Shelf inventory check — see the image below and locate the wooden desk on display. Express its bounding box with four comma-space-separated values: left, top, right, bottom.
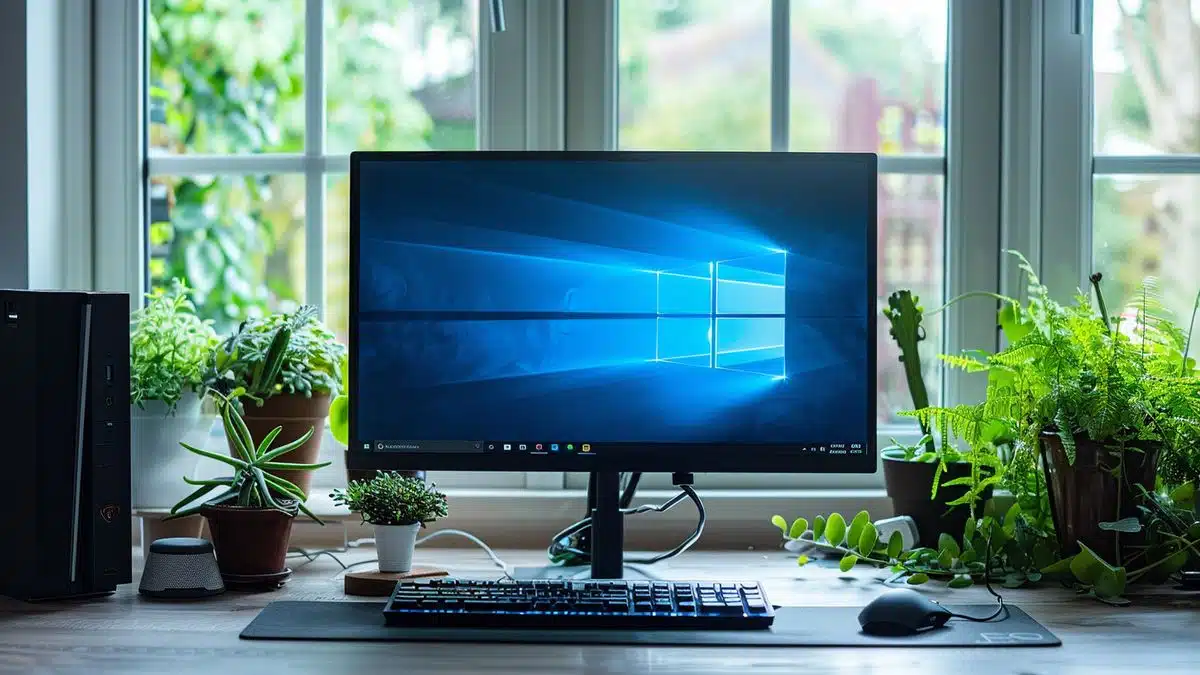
2, 548, 1198, 674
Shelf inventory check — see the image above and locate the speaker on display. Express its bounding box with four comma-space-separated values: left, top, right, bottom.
0, 290, 132, 600
139, 538, 224, 598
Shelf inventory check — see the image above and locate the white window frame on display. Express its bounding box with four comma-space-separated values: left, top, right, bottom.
562, 0, 1002, 490
87, 0, 1007, 499
1037, 0, 1200, 299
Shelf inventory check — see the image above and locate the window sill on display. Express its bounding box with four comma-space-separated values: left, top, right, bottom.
284, 487, 894, 550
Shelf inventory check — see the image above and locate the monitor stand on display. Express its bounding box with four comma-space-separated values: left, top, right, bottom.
511, 471, 657, 580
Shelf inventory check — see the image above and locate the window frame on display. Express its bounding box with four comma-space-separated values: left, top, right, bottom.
90, 0, 1006, 495
563, 0, 1002, 490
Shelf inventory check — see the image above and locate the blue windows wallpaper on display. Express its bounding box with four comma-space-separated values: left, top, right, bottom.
355, 155, 872, 447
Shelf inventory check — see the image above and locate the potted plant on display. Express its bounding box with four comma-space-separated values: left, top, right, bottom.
949, 257, 1200, 565
166, 388, 330, 581
881, 290, 1001, 546
129, 280, 217, 522
331, 471, 448, 573
207, 305, 345, 495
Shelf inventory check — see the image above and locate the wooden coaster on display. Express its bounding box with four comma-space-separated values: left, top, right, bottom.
344, 567, 449, 596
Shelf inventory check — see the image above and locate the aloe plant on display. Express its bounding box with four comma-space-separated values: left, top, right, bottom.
166, 387, 331, 523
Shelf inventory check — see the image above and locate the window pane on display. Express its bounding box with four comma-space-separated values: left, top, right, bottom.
326, 0, 479, 153
148, 174, 306, 334
618, 0, 771, 150
1093, 1, 1200, 154
877, 174, 943, 423
327, 174, 352, 344
148, 0, 305, 155
789, 0, 946, 154
1094, 175, 1200, 325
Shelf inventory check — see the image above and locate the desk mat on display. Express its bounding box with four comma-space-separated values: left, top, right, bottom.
240, 601, 1061, 647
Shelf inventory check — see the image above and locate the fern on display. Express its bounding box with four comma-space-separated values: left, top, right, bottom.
939, 353, 989, 373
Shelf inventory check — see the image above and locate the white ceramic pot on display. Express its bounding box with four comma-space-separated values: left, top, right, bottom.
130, 392, 206, 510
375, 523, 421, 573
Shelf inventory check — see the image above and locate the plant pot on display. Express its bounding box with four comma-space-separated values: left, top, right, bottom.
233, 392, 330, 497
131, 393, 207, 509
882, 452, 993, 547
375, 522, 421, 573
201, 504, 295, 577
1040, 431, 1160, 562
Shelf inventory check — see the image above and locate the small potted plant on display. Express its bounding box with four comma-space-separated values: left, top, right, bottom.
130, 280, 217, 515
207, 306, 345, 495
331, 471, 448, 573
166, 388, 330, 582
881, 290, 1000, 546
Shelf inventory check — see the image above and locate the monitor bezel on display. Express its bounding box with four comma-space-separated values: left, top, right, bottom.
348, 151, 878, 474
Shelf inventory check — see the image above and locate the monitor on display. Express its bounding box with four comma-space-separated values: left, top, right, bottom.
348, 151, 877, 475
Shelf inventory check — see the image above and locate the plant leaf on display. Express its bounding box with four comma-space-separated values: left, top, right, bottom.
180, 442, 250, 470
789, 517, 809, 539
254, 426, 284, 460
261, 460, 333, 471
825, 513, 847, 546
1041, 556, 1075, 577
885, 530, 904, 559
948, 574, 973, 589
796, 554, 810, 567
906, 573, 930, 585
1169, 482, 1195, 507
257, 426, 316, 463
168, 482, 219, 514
812, 515, 826, 540
1093, 566, 1127, 599
848, 511, 870, 551
858, 522, 879, 557
770, 514, 788, 536
839, 554, 859, 572
938, 533, 961, 558
938, 548, 954, 569
1098, 517, 1142, 533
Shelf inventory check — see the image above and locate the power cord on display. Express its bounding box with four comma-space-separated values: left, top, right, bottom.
286, 527, 509, 573
945, 536, 1008, 624
548, 473, 705, 566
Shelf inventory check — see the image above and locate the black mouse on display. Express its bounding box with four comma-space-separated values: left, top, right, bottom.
858, 588, 953, 636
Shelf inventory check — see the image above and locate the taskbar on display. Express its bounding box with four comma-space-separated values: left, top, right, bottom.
360, 440, 865, 456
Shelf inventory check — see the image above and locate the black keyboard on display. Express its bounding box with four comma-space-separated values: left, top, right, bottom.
383, 578, 775, 630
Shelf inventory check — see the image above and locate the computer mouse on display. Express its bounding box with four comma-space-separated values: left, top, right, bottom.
858, 588, 953, 636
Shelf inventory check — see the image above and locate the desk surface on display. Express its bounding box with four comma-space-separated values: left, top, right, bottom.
2, 547, 1198, 674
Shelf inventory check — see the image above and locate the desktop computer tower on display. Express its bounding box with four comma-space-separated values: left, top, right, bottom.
0, 290, 132, 600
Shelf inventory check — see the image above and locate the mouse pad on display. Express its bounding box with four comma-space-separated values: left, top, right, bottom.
240, 602, 1061, 647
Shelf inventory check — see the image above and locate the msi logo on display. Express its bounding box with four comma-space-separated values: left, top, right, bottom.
99, 505, 120, 523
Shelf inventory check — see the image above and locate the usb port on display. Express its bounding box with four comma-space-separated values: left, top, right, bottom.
104, 364, 113, 383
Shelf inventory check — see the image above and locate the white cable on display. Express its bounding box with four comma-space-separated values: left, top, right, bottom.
346, 528, 509, 571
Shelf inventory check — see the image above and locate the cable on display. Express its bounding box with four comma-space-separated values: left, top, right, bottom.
547, 475, 705, 566
947, 535, 1008, 624
415, 528, 509, 571
619, 472, 641, 509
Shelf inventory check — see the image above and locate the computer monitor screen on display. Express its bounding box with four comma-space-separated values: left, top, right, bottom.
349, 152, 876, 473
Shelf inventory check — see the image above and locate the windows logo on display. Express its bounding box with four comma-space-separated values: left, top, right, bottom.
654, 250, 786, 380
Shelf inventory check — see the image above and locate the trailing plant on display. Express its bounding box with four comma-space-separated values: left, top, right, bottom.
1040, 481, 1200, 603
206, 305, 346, 401
331, 471, 448, 527
130, 279, 217, 410
166, 388, 331, 522
771, 503, 1056, 589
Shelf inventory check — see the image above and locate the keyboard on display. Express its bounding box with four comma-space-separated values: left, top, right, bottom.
382, 578, 775, 630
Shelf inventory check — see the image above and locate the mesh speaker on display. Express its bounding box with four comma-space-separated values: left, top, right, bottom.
139, 537, 225, 598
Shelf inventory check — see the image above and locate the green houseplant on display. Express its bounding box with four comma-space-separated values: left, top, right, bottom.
130, 280, 218, 515
331, 471, 448, 573
168, 388, 330, 580
881, 290, 1002, 546
207, 305, 345, 495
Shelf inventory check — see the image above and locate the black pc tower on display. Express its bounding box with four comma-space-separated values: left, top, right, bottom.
0, 290, 132, 600
347, 151, 877, 579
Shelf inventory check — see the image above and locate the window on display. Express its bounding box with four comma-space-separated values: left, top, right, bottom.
94, 0, 1002, 495
1092, 0, 1200, 322
611, 0, 948, 424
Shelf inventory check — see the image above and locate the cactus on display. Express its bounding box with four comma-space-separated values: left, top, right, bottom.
883, 290, 935, 455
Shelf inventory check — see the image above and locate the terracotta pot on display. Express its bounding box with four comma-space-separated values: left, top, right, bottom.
231, 393, 330, 497
1040, 431, 1160, 562
201, 504, 294, 577
882, 452, 993, 548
